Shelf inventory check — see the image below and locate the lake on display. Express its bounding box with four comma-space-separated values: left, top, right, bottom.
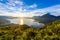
7, 18, 45, 28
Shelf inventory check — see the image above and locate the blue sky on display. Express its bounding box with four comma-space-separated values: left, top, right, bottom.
23, 0, 60, 8
0, 0, 60, 17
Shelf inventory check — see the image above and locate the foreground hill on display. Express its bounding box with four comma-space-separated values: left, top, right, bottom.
0, 20, 60, 40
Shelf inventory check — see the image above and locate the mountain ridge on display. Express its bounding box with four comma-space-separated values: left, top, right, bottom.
33, 13, 60, 24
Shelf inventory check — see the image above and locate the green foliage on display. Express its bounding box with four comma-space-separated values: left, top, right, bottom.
0, 20, 60, 40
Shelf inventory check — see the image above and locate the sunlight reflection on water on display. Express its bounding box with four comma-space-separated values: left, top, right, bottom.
19, 18, 24, 25
7, 18, 44, 28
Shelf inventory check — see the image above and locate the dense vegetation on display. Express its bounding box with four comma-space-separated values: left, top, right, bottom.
0, 19, 60, 40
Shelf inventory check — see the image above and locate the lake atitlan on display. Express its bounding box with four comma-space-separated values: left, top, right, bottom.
7, 18, 44, 28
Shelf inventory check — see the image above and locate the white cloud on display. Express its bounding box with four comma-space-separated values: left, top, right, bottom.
0, 0, 60, 17
29, 4, 37, 8
29, 5, 60, 16
15, 1, 24, 5
7, 0, 24, 6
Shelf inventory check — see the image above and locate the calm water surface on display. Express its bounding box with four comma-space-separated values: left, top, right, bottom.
7, 18, 44, 28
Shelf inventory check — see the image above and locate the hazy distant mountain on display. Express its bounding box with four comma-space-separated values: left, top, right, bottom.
33, 13, 60, 24
0, 16, 14, 19
40, 13, 57, 19
0, 16, 11, 25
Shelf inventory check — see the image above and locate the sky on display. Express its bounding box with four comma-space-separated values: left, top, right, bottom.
0, 0, 60, 17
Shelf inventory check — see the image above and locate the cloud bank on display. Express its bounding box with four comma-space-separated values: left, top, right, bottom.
0, 0, 60, 17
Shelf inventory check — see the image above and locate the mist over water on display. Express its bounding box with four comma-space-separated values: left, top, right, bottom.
7, 18, 44, 28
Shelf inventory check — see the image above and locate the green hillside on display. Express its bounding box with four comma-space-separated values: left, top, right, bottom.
0, 20, 60, 40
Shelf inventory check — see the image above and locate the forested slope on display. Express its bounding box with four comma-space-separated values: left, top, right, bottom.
0, 20, 60, 40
